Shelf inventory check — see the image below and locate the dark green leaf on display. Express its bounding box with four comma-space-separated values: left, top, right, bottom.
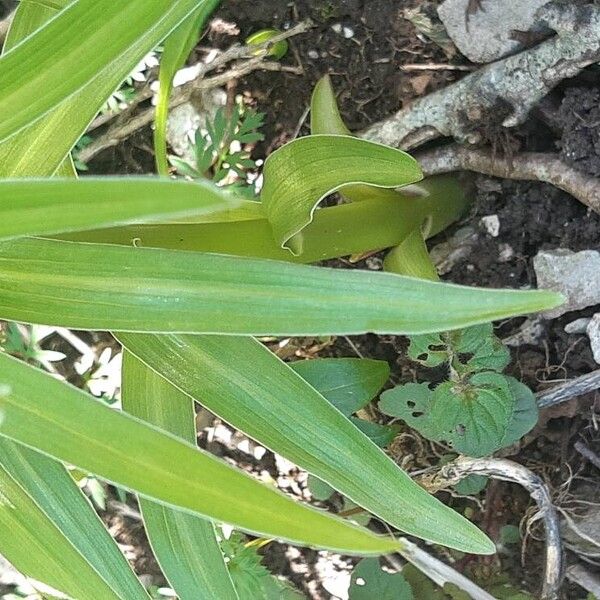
349, 559, 413, 600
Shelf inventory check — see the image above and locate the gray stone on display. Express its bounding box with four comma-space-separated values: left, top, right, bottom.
564, 318, 592, 335
533, 249, 600, 318
587, 314, 600, 365
437, 0, 552, 63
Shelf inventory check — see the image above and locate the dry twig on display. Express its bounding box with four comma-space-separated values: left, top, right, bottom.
79, 20, 312, 164
362, 2, 600, 150
420, 457, 564, 600
536, 369, 600, 409
417, 145, 600, 215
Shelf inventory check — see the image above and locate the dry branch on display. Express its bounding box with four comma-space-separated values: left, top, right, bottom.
362, 2, 600, 150
420, 457, 563, 600
536, 369, 600, 408
417, 145, 600, 215
78, 20, 311, 164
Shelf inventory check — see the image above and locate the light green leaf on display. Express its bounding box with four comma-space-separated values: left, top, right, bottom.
349, 558, 414, 600
290, 358, 389, 416
0, 456, 120, 599
122, 351, 238, 600
384, 227, 439, 281
0, 441, 149, 599
61, 177, 472, 263
407, 333, 449, 368
0, 0, 214, 144
310, 74, 352, 136
0, 0, 219, 176
154, 2, 221, 174
118, 333, 495, 554
0, 351, 400, 555
0, 237, 562, 335
261, 134, 423, 254
0, 177, 237, 240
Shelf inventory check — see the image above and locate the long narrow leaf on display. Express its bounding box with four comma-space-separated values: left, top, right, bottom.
0, 237, 561, 334
118, 333, 493, 554
0, 352, 401, 555
0, 440, 149, 599
0, 452, 120, 599
0, 0, 216, 143
122, 351, 239, 600
0, 0, 218, 176
154, 3, 220, 174
0, 178, 236, 240
63, 177, 470, 262
261, 135, 422, 254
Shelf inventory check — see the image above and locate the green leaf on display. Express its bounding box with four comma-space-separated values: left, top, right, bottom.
349, 559, 414, 600
121, 351, 238, 600
0, 351, 399, 555
61, 177, 473, 264
261, 134, 423, 254
452, 324, 510, 373
407, 333, 449, 368
118, 333, 495, 554
0, 456, 120, 599
307, 475, 335, 501
0, 441, 149, 599
0, 177, 237, 240
290, 358, 390, 416
222, 533, 302, 600
246, 29, 289, 60
154, 3, 221, 174
501, 378, 538, 447
0, 0, 218, 177
0, 0, 214, 143
454, 475, 488, 496
384, 227, 439, 281
0, 237, 562, 335
380, 374, 517, 457
351, 417, 397, 448
310, 75, 352, 136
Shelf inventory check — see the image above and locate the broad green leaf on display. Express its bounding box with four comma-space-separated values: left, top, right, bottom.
454, 475, 488, 496
62, 176, 471, 263
117, 333, 495, 554
290, 358, 389, 416
310, 75, 352, 136
0, 0, 219, 176
380, 373, 517, 457
0, 0, 216, 143
349, 558, 414, 600
0, 237, 562, 334
0, 440, 149, 599
0, 178, 236, 240
501, 378, 538, 447
407, 333, 449, 368
452, 324, 510, 373
261, 135, 423, 254
122, 352, 238, 600
154, 2, 221, 174
384, 227, 439, 281
0, 456, 119, 599
0, 351, 400, 555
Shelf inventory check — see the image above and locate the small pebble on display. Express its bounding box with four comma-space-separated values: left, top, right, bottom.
331, 23, 343, 34
480, 214, 500, 237
307, 49, 319, 59
564, 318, 591, 335
342, 26, 355, 38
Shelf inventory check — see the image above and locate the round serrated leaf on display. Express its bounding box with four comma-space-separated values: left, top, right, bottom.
431, 372, 516, 457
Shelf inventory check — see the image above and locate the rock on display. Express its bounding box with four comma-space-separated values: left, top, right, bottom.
587, 314, 600, 365
430, 226, 478, 275
533, 249, 600, 318
480, 214, 500, 237
503, 317, 545, 347
437, 0, 552, 63
565, 318, 592, 335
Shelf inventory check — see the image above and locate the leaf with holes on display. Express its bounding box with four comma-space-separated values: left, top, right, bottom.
349, 558, 413, 600
407, 333, 449, 368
